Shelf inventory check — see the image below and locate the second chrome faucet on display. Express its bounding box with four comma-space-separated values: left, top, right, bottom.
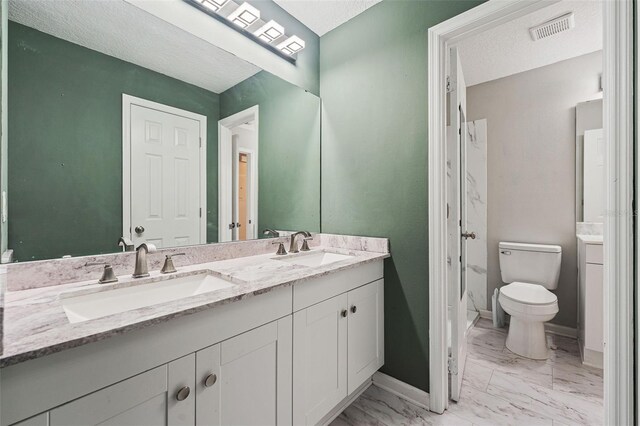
133, 243, 156, 278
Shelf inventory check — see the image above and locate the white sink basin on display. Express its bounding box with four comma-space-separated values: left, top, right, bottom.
62, 272, 235, 323
276, 251, 354, 267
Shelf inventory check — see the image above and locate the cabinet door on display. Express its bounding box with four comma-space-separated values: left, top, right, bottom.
584, 263, 604, 352
347, 280, 384, 394
196, 318, 292, 426
293, 294, 348, 425
48, 357, 196, 426
49, 365, 169, 426
168, 354, 197, 426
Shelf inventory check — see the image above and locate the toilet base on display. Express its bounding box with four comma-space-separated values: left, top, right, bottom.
506, 316, 549, 360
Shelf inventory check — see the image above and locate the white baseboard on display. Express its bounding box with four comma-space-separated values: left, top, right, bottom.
372, 372, 430, 411
478, 310, 577, 339
478, 309, 492, 320
545, 323, 577, 338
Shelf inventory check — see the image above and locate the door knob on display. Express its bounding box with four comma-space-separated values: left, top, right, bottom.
462, 231, 476, 240
341, 309, 348, 318
351, 305, 357, 314
134, 225, 145, 234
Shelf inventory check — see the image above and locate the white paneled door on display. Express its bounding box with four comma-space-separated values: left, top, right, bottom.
447, 47, 468, 402
127, 98, 206, 248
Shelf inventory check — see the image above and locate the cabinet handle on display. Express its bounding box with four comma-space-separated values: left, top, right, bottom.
341, 309, 348, 318
204, 373, 217, 387
351, 305, 357, 314
176, 386, 191, 401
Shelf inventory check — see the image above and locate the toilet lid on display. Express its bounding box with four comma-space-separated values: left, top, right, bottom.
500, 282, 557, 305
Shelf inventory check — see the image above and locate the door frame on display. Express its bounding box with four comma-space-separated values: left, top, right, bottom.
427, 0, 635, 422
218, 105, 259, 242
122, 94, 208, 245
234, 147, 257, 240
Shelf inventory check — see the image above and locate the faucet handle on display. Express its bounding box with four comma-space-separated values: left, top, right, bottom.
85, 262, 118, 284
161, 253, 185, 274
272, 241, 287, 255
301, 237, 313, 252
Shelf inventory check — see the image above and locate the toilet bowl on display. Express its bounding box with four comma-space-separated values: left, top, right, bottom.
497, 242, 562, 360
499, 282, 559, 359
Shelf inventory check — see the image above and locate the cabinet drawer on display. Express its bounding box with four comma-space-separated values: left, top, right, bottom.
293, 261, 383, 311
585, 244, 603, 264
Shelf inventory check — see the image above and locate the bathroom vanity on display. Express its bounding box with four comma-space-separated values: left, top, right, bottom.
0, 235, 388, 426
577, 234, 604, 368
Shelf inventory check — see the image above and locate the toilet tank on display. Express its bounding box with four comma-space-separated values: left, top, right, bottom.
499, 242, 562, 289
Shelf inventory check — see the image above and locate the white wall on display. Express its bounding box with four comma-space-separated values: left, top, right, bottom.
467, 51, 602, 328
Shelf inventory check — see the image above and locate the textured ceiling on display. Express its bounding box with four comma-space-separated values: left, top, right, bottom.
273, 0, 381, 36
457, 0, 602, 87
9, 0, 261, 93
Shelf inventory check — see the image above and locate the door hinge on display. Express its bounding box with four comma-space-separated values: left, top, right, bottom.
199, 207, 202, 218
446, 76, 453, 93
199, 137, 202, 148
448, 357, 458, 375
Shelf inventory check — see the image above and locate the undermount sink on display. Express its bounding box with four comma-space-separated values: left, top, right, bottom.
61, 272, 235, 323
275, 250, 354, 267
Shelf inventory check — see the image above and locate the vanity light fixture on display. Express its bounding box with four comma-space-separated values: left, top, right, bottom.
254, 20, 285, 43
200, 0, 229, 12
183, 0, 304, 63
227, 2, 260, 29
277, 35, 305, 55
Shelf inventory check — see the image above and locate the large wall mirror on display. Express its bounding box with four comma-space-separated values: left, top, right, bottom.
6, 0, 320, 262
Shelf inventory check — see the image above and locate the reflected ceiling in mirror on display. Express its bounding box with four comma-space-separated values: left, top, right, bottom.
7, 0, 320, 262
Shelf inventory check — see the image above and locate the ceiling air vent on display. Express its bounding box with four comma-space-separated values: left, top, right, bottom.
529, 12, 575, 41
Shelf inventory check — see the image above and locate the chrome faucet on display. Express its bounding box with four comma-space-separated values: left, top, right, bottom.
263, 229, 280, 238
289, 231, 312, 254
133, 243, 156, 278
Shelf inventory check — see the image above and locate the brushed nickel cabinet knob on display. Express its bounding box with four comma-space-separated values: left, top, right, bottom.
204, 373, 217, 387
176, 386, 191, 401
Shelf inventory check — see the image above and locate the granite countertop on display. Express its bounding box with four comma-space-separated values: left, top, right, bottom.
577, 234, 604, 244
1, 245, 389, 367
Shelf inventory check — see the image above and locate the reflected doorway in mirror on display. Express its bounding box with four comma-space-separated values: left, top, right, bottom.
122, 94, 208, 249
218, 105, 259, 242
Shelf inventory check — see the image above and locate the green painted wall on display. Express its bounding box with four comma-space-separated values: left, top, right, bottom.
220, 71, 320, 234
8, 22, 220, 261
320, 0, 484, 392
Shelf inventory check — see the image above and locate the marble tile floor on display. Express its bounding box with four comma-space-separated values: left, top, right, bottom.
331, 319, 603, 426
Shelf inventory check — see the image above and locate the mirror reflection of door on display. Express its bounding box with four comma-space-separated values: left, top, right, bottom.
124, 95, 207, 249
219, 106, 259, 242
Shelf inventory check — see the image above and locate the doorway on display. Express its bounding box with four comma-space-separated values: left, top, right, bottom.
218, 105, 259, 242
428, 1, 634, 423
122, 94, 207, 248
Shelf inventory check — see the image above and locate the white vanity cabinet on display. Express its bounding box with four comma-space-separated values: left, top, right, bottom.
577, 236, 604, 368
292, 273, 384, 425
2, 260, 385, 426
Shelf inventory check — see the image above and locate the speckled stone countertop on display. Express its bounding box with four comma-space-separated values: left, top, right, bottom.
1, 240, 389, 367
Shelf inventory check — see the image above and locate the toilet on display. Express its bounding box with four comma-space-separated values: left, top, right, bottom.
498, 241, 562, 360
